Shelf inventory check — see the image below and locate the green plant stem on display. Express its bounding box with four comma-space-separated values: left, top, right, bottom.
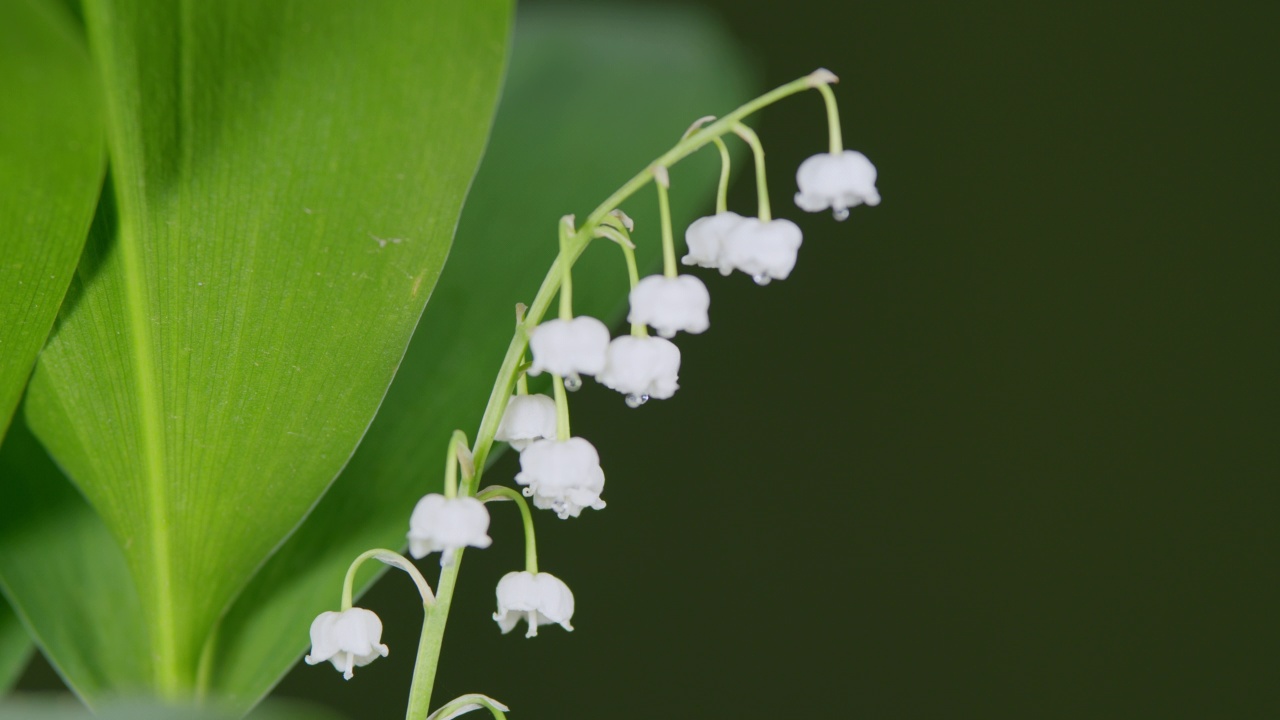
471, 71, 821, 482
405, 554, 460, 720
477, 486, 537, 573
442, 430, 469, 498
816, 82, 844, 155
402, 72, 830, 717
596, 221, 647, 337
341, 549, 434, 610
551, 374, 571, 441
428, 694, 509, 720
655, 169, 678, 278
712, 136, 731, 214
733, 122, 771, 222
557, 216, 574, 321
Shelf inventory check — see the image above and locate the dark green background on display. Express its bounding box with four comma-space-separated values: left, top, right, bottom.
20, 0, 1279, 717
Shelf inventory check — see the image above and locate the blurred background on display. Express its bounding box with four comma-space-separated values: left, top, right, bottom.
18, 0, 1279, 717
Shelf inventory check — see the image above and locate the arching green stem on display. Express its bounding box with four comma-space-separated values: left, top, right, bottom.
551, 374, 571, 440
478, 486, 538, 574
443, 430, 470, 499
557, 215, 574, 321
733, 122, 770, 222
426, 693, 509, 720
389, 70, 841, 720
341, 549, 434, 610
815, 81, 844, 155
596, 220, 647, 337
712, 136, 732, 214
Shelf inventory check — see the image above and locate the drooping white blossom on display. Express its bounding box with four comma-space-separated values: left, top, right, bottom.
721, 217, 804, 285
682, 211, 744, 274
304, 607, 390, 680
514, 437, 606, 519
495, 393, 558, 450
528, 316, 610, 379
794, 150, 880, 220
492, 571, 575, 638
407, 494, 492, 564
597, 335, 681, 405
628, 274, 710, 338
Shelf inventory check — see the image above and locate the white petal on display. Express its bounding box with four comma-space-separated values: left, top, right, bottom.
682, 212, 743, 269
597, 335, 681, 399
721, 218, 803, 282
528, 316, 611, 377
495, 394, 558, 448
794, 150, 880, 215
514, 438, 606, 518
628, 274, 710, 338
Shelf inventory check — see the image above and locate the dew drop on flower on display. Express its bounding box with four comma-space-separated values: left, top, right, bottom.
563, 373, 583, 392
624, 393, 650, 408
833, 207, 850, 221
752, 273, 772, 286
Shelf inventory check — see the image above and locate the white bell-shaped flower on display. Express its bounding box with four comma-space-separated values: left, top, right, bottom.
304, 607, 389, 680
597, 335, 681, 405
794, 150, 880, 220
407, 494, 492, 564
682, 211, 744, 274
627, 274, 710, 338
492, 571, 575, 638
721, 217, 804, 285
494, 393, 557, 450
514, 437, 606, 519
528, 316, 610, 379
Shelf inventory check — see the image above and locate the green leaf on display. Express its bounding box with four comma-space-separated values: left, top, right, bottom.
20, 0, 512, 697
0, 601, 31, 694
0, 416, 151, 700
210, 3, 753, 711
0, 698, 345, 720
0, 0, 103, 440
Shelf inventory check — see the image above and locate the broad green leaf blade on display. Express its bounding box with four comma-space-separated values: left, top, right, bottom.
0, 0, 103, 440
22, 0, 512, 695
0, 417, 151, 701
212, 4, 753, 710
0, 601, 30, 693
0, 698, 345, 720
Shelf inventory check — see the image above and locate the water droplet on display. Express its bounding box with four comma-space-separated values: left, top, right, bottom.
563, 373, 582, 391
752, 273, 772, 286
624, 393, 650, 408
833, 207, 850, 221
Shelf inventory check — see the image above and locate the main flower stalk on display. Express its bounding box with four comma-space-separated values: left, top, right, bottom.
380, 69, 842, 719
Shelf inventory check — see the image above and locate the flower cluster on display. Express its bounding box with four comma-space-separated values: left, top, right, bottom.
305, 68, 877, 720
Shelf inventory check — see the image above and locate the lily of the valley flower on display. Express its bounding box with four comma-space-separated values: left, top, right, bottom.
682, 211, 744, 274
528, 316, 610, 379
794, 149, 880, 220
597, 335, 681, 405
495, 393, 558, 450
493, 570, 575, 638
407, 494, 492, 564
721, 217, 804, 285
628, 274, 711, 338
304, 607, 389, 680
515, 437, 606, 519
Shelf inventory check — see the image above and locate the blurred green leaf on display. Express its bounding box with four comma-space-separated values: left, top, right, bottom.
0, 697, 345, 720
211, 3, 753, 712
0, 416, 150, 700
0, 602, 30, 694
0, 0, 102, 440
17, 0, 512, 697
